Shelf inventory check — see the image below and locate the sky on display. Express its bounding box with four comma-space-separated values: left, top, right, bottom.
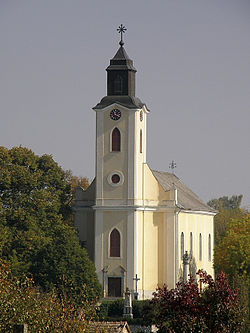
0, 0, 249, 208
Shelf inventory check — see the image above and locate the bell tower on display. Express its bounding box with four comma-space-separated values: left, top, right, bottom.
93, 25, 149, 208
92, 26, 149, 296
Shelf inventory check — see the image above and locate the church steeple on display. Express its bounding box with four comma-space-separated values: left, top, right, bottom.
93, 25, 145, 110
106, 41, 136, 96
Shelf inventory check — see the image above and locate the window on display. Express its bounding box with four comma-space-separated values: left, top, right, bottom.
181, 232, 184, 258
111, 174, 120, 184
140, 129, 142, 153
190, 232, 193, 257
114, 75, 123, 94
112, 128, 121, 151
199, 233, 202, 261
208, 234, 211, 262
110, 228, 120, 257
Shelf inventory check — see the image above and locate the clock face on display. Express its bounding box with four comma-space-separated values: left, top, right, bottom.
110, 109, 121, 120
140, 110, 143, 121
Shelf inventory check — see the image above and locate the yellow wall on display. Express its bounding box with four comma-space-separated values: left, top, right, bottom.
143, 212, 164, 290
143, 164, 170, 202
103, 210, 128, 274
178, 212, 214, 278
102, 108, 129, 200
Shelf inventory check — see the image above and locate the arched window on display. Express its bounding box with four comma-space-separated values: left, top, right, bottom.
110, 228, 120, 257
208, 234, 211, 262
112, 128, 121, 152
190, 232, 193, 257
199, 233, 202, 261
140, 129, 142, 153
181, 232, 184, 258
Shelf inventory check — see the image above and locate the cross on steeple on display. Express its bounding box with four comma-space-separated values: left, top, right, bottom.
117, 24, 127, 46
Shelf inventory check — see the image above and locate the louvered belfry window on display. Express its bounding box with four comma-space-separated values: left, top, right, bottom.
112, 128, 121, 151
110, 228, 120, 257
114, 75, 123, 95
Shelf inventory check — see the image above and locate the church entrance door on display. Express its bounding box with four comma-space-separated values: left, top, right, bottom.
108, 277, 122, 297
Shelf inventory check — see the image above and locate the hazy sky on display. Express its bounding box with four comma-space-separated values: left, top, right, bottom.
1, 0, 249, 208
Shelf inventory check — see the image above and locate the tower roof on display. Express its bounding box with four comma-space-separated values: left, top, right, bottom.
93, 26, 147, 110
112, 45, 131, 60
106, 45, 137, 72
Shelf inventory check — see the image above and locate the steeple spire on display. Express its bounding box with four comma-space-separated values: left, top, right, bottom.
106, 25, 136, 97
93, 26, 146, 110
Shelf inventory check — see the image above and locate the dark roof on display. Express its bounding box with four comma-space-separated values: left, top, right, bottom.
112, 46, 131, 60
152, 170, 216, 213
107, 46, 136, 72
93, 95, 146, 110
87, 321, 131, 333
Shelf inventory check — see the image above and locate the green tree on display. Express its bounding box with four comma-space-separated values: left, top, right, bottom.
214, 215, 250, 281
0, 146, 101, 304
208, 195, 246, 244
209, 196, 250, 331
208, 195, 243, 211
0, 259, 95, 332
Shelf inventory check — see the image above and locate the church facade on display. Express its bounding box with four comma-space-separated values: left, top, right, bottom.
74, 33, 216, 299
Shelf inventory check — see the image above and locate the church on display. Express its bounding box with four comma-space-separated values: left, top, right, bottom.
74, 26, 216, 299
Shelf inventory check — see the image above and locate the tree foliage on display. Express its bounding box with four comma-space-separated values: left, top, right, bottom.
0, 259, 96, 332
208, 195, 243, 211
209, 195, 250, 331
214, 214, 250, 282
64, 169, 90, 192
208, 195, 246, 244
0, 146, 101, 304
151, 270, 245, 332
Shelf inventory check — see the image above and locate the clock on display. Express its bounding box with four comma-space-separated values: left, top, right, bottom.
110, 109, 121, 120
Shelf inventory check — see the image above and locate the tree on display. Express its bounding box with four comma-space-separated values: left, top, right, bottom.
0, 146, 101, 304
64, 169, 90, 216
207, 195, 246, 244
0, 259, 95, 332
209, 196, 250, 331
208, 195, 243, 211
64, 169, 90, 192
214, 214, 250, 281
151, 270, 245, 332
214, 215, 250, 328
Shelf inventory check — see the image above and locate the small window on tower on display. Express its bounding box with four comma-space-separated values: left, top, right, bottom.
111, 174, 120, 184
112, 127, 121, 151
114, 75, 123, 94
140, 129, 142, 153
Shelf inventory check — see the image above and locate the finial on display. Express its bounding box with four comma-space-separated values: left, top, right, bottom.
117, 24, 127, 46
169, 160, 177, 174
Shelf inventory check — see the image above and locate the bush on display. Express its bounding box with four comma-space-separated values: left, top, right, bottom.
151, 270, 245, 332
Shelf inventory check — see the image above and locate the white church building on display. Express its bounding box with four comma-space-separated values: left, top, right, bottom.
74, 28, 216, 299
